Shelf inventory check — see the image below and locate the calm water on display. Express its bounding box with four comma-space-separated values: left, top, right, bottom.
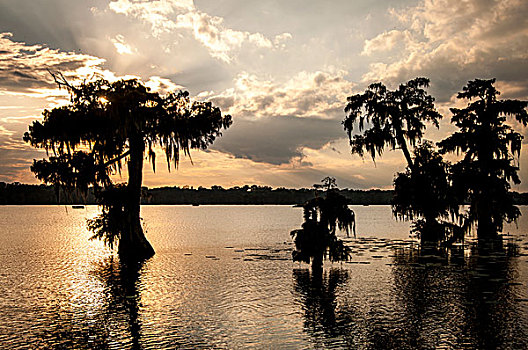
1, 205, 528, 349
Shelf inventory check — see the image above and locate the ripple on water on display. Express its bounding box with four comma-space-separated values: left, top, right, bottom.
1, 206, 528, 349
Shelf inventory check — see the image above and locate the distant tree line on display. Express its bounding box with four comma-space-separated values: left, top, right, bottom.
3, 181, 528, 206
146, 185, 394, 205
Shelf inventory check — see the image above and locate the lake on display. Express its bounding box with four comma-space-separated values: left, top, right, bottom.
1, 205, 528, 349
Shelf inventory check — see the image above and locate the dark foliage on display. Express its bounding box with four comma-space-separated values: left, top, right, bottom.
24, 75, 232, 189
343, 77, 441, 168
86, 184, 129, 249
0, 182, 409, 205
291, 178, 355, 270
438, 79, 528, 238
392, 141, 462, 243
343, 77, 452, 243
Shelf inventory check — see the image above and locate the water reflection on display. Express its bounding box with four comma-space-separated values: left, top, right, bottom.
294, 242, 528, 349
35, 258, 146, 349
293, 268, 359, 348
91, 257, 144, 349
463, 243, 527, 349
2, 206, 528, 348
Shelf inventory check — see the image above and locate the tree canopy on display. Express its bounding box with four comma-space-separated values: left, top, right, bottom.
392, 141, 460, 243
343, 77, 449, 243
24, 75, 231, 192
343, 77, 442, 169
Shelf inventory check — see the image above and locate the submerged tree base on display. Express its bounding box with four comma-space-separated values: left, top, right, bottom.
118, 241, 155, 261
88, 197, 155, 261
118, 226, 155, 261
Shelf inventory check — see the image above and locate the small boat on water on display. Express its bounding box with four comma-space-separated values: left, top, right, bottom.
72, 205, 85, 209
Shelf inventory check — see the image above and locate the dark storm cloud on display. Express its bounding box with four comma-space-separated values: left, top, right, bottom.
211, 115, 344, 165
168, 62, 234, 95
0, 70, 45, 91
202, 70, 355, 165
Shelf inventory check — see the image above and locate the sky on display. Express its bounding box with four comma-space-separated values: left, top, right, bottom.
1, 0, 528, 190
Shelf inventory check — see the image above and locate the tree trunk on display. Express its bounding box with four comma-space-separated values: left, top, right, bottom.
118, 132, 155, 260
394, 120, 414, 170
476, 195, 498, 241
475, 140, 499, 241
311, 254, 324, 272
420, 216, 441, 244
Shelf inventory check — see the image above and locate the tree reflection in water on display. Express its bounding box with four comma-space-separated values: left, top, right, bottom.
35, 257, 145, 349
293, 241, 528, 349
293, 268, 361, 348
393, 242, 528, 349
91, 257, 144, 350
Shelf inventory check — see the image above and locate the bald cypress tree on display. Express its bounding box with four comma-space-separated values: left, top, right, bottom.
24, 75, 232, 260
343, 78, 450, 243
392, 141, 460, 243
439, 79, 528, 240
291, 177, 356, 271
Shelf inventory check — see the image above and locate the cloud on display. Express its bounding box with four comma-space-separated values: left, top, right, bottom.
0, 125, 13, 136
0, 32, 190, 96
0, 32, 192, 185
211, 115, 344, 165
361, 30, 409, 56
273, 33, 292, 49
197, 69, 357, 165
111, 34, 134, 55
0, 118, 45, 183
300, 138, 410, 189
108, 0, 290, 63
361, 0, 528, 101
144, 75, 185, 94
204, 70, 356, 120
0, 32, 106, 96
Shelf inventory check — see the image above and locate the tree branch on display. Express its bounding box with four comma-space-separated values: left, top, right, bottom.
47, 69, 75, 91
102, 150, 131, 169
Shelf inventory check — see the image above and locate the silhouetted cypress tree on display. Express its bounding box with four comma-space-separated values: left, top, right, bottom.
343, 77, 454, 243
343, 77, 442, 170
392, 141, 460, 243
291, 177, 355, 271
24, 74, 231, 260
439, 79, 528, 240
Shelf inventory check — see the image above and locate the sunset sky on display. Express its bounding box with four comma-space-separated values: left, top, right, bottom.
1, 0, 527, 190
